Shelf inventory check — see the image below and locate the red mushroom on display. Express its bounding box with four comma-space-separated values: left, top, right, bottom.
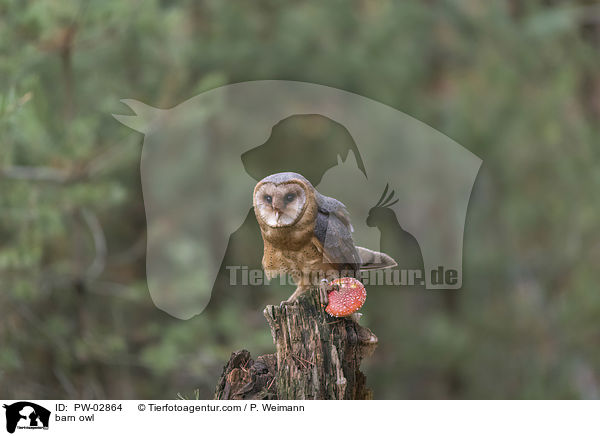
325, 277, 367, 317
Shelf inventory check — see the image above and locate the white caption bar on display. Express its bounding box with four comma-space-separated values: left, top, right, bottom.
0, 400, 597, 435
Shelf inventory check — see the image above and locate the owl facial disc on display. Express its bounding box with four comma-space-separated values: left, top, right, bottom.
254, 181, 307, 228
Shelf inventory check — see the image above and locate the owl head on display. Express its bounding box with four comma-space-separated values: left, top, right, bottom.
253, 172, 312, 228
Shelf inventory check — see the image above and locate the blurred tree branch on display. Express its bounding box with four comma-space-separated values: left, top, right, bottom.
0, 141, 131, 183
0, 165, 74, 183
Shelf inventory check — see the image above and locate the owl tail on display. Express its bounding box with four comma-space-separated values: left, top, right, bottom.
356, 247, 397, 271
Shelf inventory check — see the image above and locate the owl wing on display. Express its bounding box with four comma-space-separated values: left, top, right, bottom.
313, 193, 362, 271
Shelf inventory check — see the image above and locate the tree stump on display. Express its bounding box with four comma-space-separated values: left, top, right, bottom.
215, 287, 378, 400
214, 350, 277, 400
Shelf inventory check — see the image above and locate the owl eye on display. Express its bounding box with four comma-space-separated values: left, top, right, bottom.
284, 193, 296, 203
264, 195, 272, 203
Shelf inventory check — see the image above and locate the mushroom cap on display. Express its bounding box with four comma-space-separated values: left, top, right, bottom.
325, 277, 367, 317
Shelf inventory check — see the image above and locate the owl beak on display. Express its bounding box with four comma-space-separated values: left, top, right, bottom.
274, 210, 280, 222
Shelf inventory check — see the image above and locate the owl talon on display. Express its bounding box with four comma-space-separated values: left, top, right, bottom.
280, 294, 300, 310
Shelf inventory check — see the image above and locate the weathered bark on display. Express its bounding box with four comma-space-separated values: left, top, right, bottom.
214, 350, 277, 400
215, 287, 377, 400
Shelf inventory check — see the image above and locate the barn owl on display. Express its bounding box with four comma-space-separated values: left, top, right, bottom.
253, 172, 397, 302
